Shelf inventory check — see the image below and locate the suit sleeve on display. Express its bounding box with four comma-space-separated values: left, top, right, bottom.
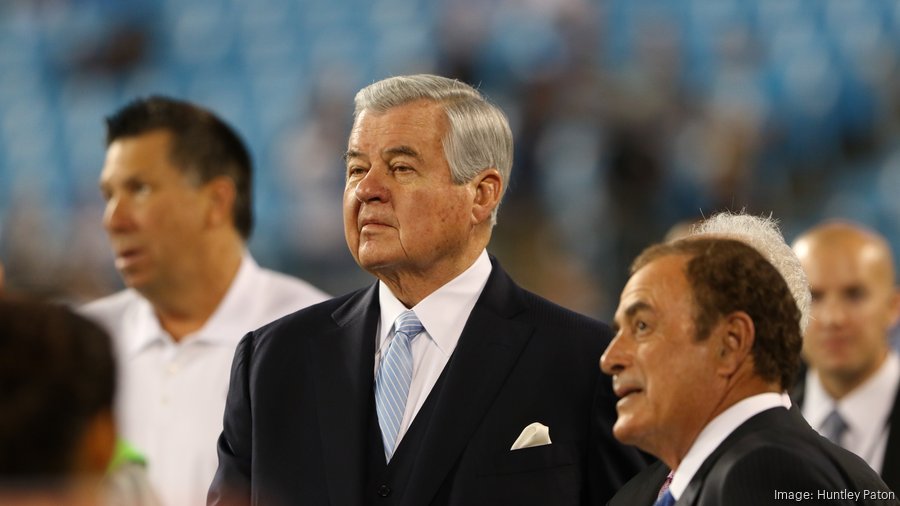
208, 332, 255, 506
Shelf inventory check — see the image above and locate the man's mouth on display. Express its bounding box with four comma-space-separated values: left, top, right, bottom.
114, 248, 144, 269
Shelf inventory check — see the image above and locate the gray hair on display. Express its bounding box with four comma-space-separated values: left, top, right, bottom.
689, 211, 811, 333
353, 74, 513, 225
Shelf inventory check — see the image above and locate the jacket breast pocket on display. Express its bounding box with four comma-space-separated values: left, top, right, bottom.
480, 442, 578, 476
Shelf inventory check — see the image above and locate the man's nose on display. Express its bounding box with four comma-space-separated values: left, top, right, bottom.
600, 333, 628, 376
354, 167, 389, 204
103, 195, 134, 233
816, 296, 848, 328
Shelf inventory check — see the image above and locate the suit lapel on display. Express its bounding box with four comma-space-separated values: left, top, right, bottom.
608, 461, 669, 506
400, 262, 535, 506
796, 367, 900, 490
309, 284, 380, 506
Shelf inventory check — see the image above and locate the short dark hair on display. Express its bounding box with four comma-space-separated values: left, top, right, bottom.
632, 238, 802, 389
106, 96, 254, 239
0, 299, 116, 478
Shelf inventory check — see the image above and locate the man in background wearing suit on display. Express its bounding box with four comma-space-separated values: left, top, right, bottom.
603, 236, 895, 505
209, 74, 645, 506
81, 97, 329, 506
792, 221, 900, 492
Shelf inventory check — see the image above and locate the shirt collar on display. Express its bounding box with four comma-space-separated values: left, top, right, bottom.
669, 392, 790, 499
377, 250, 492, 354
804, 350, 899, 438
124, 253, 259, 356
124, 294, 166, 356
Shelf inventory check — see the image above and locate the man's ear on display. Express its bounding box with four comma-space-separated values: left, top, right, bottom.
204, 176, 237, 229
716, 311, 755, 378
887, 287, 900, 329
471, 168, 502, 225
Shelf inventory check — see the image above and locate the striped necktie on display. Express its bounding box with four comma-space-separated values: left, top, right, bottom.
375, 310, 424, 461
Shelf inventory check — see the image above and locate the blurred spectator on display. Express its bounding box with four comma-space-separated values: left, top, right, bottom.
792, 221, 900, 492
3, 0, 900, 324
0, 299, 116, 506
80, 97, 329, 506
271, 70, 363, 293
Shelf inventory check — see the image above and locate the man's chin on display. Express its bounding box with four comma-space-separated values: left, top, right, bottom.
611, 418, 640, 446
356, 249, 400, 273
118, 272, 152, 292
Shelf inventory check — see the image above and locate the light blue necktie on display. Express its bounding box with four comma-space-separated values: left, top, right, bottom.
375, 310, 424, 461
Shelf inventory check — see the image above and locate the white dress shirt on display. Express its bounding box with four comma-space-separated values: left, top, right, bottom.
802, 350, 899, 474
374, 249, 492, 451
80, 254, 328, 506
669, 393, 792, 500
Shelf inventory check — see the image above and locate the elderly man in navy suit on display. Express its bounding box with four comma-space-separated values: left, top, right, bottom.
209, 74, 644, 506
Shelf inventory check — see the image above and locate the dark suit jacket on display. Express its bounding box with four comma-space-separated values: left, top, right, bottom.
209, 259, 645, 506
792, 369, 900, 492
609, 407, 897, 506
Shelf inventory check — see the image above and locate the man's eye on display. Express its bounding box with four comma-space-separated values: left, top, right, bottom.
127, 181, 150, 195
845, 286, 867, 303
393, 165, 413, 173
347, 166, 366, 177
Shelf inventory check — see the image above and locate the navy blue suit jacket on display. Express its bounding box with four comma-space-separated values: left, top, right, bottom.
209, 259, 645, 505
608, 407, 896, 506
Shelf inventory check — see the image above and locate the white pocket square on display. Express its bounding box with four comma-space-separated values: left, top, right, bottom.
510, 422, 552, 450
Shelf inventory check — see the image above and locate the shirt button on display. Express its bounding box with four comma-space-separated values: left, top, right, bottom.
376, 484, 391, 497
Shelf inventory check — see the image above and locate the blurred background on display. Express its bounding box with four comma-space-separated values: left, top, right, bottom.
1, 0, 899, 321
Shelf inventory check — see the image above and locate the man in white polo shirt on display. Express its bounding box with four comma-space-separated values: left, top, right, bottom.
81, 96, 328, 506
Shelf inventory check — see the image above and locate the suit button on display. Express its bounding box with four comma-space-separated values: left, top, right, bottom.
377, 484, 391, 497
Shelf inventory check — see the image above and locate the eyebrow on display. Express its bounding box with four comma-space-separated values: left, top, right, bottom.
383, 145, 421, 160
342, 149, 362, 163
624, 301, 652, 318
343, 145, 421, 163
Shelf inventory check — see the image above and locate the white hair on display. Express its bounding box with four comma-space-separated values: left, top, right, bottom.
689, 211, 811, 333
353, 74, 513, 226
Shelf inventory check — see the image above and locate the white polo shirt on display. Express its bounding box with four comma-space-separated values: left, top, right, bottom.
80, 254, 328, 506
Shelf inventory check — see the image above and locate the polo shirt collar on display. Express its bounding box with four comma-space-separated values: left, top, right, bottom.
123, 253, 259, 356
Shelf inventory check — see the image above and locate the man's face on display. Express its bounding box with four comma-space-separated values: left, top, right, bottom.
600, 255, 723, 457
343, 100, 477, 280
796, 235, 899, 383
99, 129, 211, 295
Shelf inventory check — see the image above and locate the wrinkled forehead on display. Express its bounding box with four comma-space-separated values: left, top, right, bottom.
617, 254, 693, 319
